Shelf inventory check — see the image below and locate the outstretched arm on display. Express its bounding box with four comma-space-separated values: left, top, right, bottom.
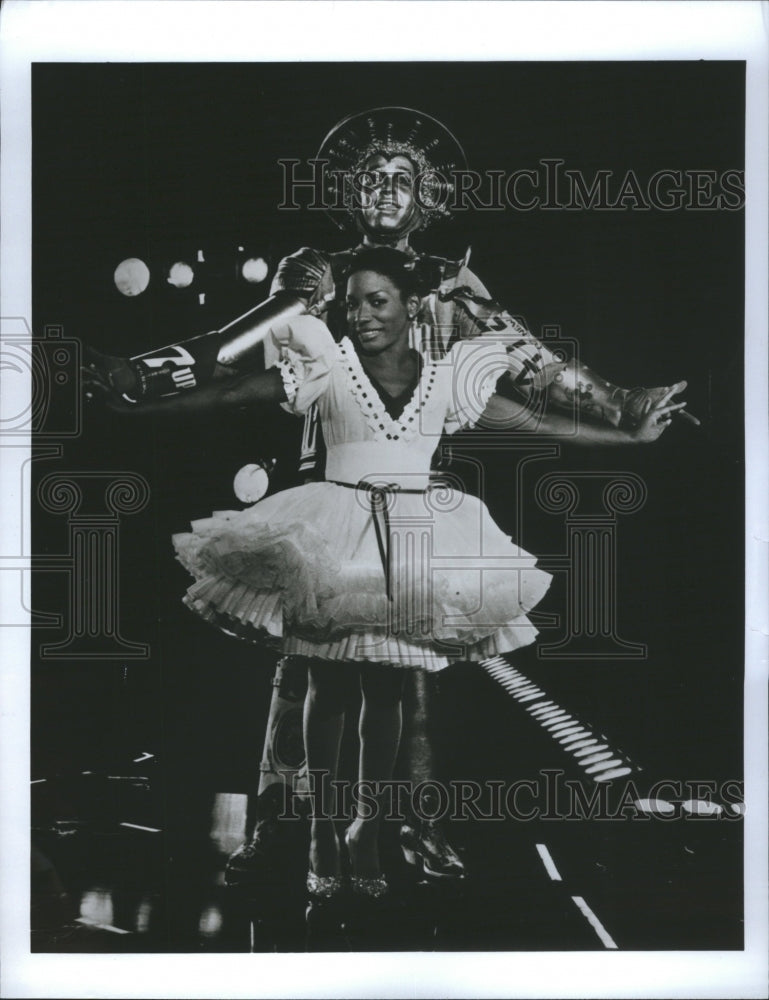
447, 262, 699, 428
479, 380, 688, 445
83, 353, 287, 417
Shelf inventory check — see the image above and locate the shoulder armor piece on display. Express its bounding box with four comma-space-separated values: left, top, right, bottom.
411, 251, 465, 291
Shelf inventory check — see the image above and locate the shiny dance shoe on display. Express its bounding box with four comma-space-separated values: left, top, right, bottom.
305, 870, 350, 948
400, 818, 466, 879
344, 829, 389, 901
350, 874, 389, 899
306, 870, 347, 900
341, 830, 396, 952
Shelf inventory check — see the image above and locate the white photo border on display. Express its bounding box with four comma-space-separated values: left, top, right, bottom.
1, 2, 766, 998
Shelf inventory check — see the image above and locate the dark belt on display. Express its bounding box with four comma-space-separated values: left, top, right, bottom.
329, 480, 426, 601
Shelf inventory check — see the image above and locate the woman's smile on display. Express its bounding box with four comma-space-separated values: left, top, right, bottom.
345, 270, 416, 355
357, 326, 385, 342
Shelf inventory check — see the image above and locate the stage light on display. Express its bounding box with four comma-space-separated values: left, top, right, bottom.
198, 905, 224, 938
681, 799, 723, 817
114, 258, 150, 296
241, 256, 269, 284
167, 261, 195, 288
632, 797, 676, 816
233, 460, 275, 503
79, 889, 115, 927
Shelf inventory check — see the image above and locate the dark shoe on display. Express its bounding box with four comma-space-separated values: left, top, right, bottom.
343, 853, 395, 948
224, 784, 300, 886
400, 819, 466, 879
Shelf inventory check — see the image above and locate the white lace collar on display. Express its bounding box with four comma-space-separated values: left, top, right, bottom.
338, 337, 438, 443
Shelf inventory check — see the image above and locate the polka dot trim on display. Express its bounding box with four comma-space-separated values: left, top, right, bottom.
338, 337, 438, 443
275, 357, 299, 406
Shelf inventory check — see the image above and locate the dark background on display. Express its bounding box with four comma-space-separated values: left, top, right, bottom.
30, 62, 745, 949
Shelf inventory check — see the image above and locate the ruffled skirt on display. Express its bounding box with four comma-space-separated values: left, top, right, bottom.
172, 482, 551, 671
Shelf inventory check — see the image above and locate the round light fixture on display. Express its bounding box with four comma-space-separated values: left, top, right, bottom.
241, 257, 269, 284
233, 462, 273, 503
167, 262, 195, 288
114, 258, 150, 296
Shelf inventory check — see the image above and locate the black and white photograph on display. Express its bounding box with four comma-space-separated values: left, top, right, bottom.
1, 3, 767, 998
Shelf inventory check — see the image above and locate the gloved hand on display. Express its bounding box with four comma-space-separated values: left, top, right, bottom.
621, 381, 700, 428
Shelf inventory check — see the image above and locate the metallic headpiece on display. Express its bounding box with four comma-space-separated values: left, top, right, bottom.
317, 107, 467, 233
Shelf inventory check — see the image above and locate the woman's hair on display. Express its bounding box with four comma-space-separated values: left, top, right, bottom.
345, 247, 421, 301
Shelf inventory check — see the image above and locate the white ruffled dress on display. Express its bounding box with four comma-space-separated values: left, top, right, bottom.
172, 316, 552, 671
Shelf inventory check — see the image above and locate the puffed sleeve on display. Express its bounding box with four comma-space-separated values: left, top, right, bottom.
443, 338, 510, 435
267, 315, 338, 416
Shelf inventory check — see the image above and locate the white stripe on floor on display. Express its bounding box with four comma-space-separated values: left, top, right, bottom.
535, 843, 563, 882
571, 895, 618, 949
75, 917, 131, 935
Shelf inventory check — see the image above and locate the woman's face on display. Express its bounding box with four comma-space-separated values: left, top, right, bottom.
345, 270, 417, 355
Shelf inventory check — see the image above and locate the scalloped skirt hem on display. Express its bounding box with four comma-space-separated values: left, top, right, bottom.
182, 590, 540, 672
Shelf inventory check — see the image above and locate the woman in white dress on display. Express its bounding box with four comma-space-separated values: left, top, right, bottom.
87, 247, 688, 910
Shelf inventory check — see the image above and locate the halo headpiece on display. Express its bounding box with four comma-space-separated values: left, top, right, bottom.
317, 107, 467, 232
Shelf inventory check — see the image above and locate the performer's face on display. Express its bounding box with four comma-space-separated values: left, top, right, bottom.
355, 154, 419, 236
345, 270, 417, 354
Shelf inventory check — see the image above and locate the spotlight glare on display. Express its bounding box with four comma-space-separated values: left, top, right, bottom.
167, 262, 195, 288
233, 463, 270, 503
114, 258, 150, 296
241, 257, 269, 284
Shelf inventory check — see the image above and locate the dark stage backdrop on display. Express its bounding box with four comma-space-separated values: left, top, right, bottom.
30, 62, 744, 947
